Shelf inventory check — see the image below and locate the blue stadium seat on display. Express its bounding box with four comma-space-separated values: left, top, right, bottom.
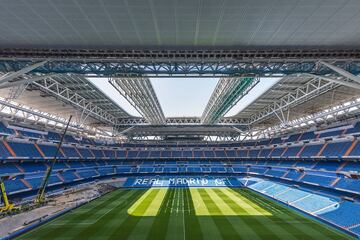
334, 178, 360, 193
4, 179, 29, 193
319, 130, 343, 138
321, 141, 352, 157
270, 148, 285, 157
62, 146, 80, 158
0, 122, 15, 135
341, 161, 360, 172
299, 131, 316, 141
259, 148, 271, 158
8, 142, 42, 158
78, 148, 93, 158
282, 146, 302, 157
0, 163, 19, 174
284, 133, 301, 143
300, 144, 322, 157
92, 149, 105, 158
248, 149, 260, 158
302, 173, 336, 186
320, 201, 360, 228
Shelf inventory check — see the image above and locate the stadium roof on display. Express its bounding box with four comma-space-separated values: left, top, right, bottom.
0, 0, 360, 141
1, 0, 360, 49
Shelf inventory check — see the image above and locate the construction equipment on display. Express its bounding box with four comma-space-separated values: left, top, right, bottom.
35, 115, 72, 204
0, 176, 20, 212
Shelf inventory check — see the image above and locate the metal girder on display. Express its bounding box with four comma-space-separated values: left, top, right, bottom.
109, 78, 165, 125
125, 125, 242, 140
1, 48, 360, 62
115, 117, 247, 126
306, 73, 360, 90
0, 60, 359, 77
201, 77, 259, 124
259, 98, 360, 138
0, 97, 108, 136
0, 60, 47, 84
248, 77, 338, 125
0, 74, 57, 89
319, 60, 360, 84
31, 77, 119, 126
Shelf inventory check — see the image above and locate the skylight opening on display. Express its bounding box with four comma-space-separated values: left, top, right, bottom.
87, 78, 141, 117
150, 77, 218, 117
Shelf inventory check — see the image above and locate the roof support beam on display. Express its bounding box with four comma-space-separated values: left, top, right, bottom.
259, 98, 360, 138
0, 74, 57, 89
248, 76, 338, 125
306, 73, 360, 90
109, 78, 165, 125
0, 60, 47, 84
319, 60, 360, 84
201, 77, 259, 124
0, 97, 108, 136
1, 59, 360, 77
32, 77, 119, 126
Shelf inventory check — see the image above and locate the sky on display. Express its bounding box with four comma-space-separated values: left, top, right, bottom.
88, 78, 142, 117
87, 77, 280, 118
150, 78, 218, 117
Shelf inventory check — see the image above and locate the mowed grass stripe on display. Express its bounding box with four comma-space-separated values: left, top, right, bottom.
240, 189, 353, 240
221, 188, 270, 215
128, 188, 166, 216
147, 188, 176, 240
183, 188, 203, 240
107, 188, 163, 239
17, 189, 131, 240
207, 188, 262, 240
63, 189, 145, 240
143, 188, 168, 216
189, 188, 210, 215
188, 188, 223, 240
229, 189, 324, 239
198, 188, 244, 240
215, 188, 291, 240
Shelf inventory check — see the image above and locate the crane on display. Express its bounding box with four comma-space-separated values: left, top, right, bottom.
35, 116, 72, 204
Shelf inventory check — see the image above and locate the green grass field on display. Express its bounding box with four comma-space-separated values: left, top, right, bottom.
16, 188, 354, 240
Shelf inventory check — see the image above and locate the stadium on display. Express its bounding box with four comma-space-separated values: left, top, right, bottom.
0, 0, 360, 239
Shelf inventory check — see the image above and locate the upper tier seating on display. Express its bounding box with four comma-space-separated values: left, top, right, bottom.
38, 144, 63, 158
78, 148, 93, 158
284, 133, 301, 143
8, 142, 42, 158
18, 130, 43, 139
319, 130, 343, 138
0, 141, 12, 158
282, 146, 301, 157
300, 144, 322, 157
346, 122, 360, 135
322, 141, 352, 157
299, 131, 316, 141
47, 131, 61, 141
0, 122, 15, 135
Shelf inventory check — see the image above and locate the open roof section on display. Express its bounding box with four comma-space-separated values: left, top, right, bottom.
235, 74, 360, 129
1, 0, 360, 48
150, 78, 218, 118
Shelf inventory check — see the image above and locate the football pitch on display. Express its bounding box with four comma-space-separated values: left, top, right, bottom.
16, 188, 354, 240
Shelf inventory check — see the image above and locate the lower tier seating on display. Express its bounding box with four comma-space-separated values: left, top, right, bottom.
1, 159, 359, 197
245, 177, 360, 236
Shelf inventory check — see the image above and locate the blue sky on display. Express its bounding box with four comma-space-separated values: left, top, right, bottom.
88, 77, 279, 118
150, 78, 218, 117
